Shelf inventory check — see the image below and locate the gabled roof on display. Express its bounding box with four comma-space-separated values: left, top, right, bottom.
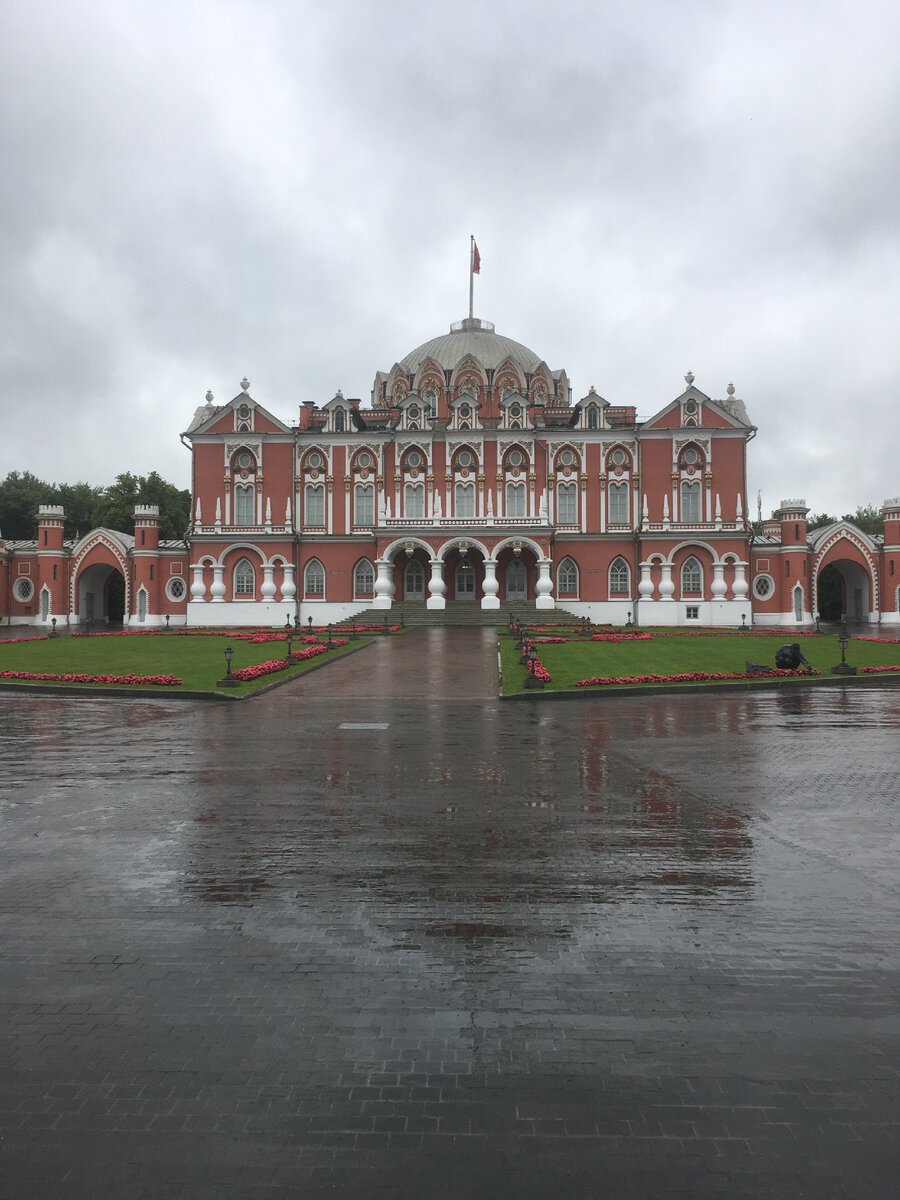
642, 381, 754, 432
183, 383, 292, 438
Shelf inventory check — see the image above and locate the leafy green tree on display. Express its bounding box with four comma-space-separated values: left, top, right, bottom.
807, 512, 837, 531
0, 471, 54, 540
841, 504, 884, 536
93, 472, 190, 540
53, 481, 105, 540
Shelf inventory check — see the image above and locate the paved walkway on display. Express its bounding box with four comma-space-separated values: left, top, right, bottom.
0, 637, 898, 1198
316, 627, 501, 699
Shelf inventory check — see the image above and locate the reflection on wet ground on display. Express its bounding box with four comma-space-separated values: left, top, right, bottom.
0, 650, 898, 1197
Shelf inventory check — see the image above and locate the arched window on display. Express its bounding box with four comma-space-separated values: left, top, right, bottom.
354, 559, 374, 596
235, 485, 254, 526
405, 482, 425, 519
455, 482, 476, 519
234, 558, 255, 596
557, 482, 577, 524
608, 482, 629, 524
354, 483, 374, 526
681, 481, 701, 522
558, 556, 578, 595
304, 559, 325, 597
610, 557, 630, 594
506, 482, 526, 517
587, 405, 599, 429
681, 556, 702, 594
305, 484, 325, 526
334, 408, 345, 431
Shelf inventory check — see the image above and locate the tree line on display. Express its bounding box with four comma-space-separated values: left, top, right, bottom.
807, 505, 885, 535
0, 471, 191, 542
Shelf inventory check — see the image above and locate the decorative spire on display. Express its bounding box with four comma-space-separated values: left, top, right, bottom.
684, 370, 694, 386
205, 389, 214, 403
240, 377, 250, 391
727, 382, 735, 396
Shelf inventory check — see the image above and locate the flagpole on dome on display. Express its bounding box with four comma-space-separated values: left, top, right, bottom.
468, 235, 480, 321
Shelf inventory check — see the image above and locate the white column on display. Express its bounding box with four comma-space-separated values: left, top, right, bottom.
373, 558, 395, 610
280, 564, 296, 602
535, 559, 554, 609
481, 559, 500, 610
638, 562, 654, 599
426, 558, 447, 610
732, 562, 748, 599
261, 563, 276, 601
210, 565, 226, 602
711, 562, 727, 598
190, 564, 207, 601
659, 563, 675, 600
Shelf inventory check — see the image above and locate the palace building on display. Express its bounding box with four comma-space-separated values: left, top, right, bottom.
2, 314, 898, 629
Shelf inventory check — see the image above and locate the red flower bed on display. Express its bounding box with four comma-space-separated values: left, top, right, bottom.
0, 636, 47, 645
857, 636, 900, 645
0, 670, 182, 686
859, 664, 900, 673
575, 667, 818, 688
591, 632, 654, 643
229, 639, 349, 683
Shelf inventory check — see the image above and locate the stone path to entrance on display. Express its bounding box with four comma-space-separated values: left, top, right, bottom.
320, 626, 500, 699
1, 662, 898, 1198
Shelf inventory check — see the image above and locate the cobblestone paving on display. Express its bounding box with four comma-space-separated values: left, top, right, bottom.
0, 634, 898, 1198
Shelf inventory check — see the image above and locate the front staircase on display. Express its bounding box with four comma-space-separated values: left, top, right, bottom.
347, 601, 581, 628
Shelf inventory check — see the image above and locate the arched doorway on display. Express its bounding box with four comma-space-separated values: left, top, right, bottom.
77, 563, 126, 624
506, 558, 527, 602
455, 558, 476, 602
817, 564, 843, 620
404, 558, 425, 600
815, 557, 872, 622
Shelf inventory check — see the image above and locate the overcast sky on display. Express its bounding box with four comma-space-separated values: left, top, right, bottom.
3, 0, 898, 520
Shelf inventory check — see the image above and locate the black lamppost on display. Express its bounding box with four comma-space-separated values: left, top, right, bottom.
831, 613, 857, 676
327, 622, 334, 648
520, 637, 532, 666
285, 632, 293, 660
165, 613, 170, 630
217, 645, 240, 687
741, 612, 747, 631
815, 612, 820, 633
49, 617, 58, 638
524, 644, 544, 689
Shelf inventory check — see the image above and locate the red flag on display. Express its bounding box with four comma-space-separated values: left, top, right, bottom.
472, 241, 481, 274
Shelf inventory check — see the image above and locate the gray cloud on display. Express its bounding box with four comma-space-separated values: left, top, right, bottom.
1, 0, 897, 518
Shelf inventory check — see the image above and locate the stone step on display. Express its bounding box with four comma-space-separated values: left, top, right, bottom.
343, 602, 583, 629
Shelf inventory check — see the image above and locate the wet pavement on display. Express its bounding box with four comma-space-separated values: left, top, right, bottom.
1, 629, 898, 1198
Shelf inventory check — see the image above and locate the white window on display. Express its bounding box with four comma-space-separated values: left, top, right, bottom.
558, 557, 578, 595
354, 559, 374, 595
405, 482, 425, 519
304, 559, 325, 597
610, 557, 630, 595
334, 408, 345, 431
234, 558, 255, 596
682, 556, 702, 594
681, 482, 701, 522
686, 605, 700, 619
506, 482, 526, 517
166, 577, 187, 602
13, 578, 34, 602
557, 482, 577, 524
587, 406, 599, 429
455, 483, 476, 519
235, 485, 254, 526
354, 483, 374, 526
305, 484, 325, 526
608, 482, 629, 524
753, 574, 774, 599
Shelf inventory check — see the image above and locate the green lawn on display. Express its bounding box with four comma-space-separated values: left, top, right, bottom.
0, 631, 369, 696
500, 629, 900, 693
